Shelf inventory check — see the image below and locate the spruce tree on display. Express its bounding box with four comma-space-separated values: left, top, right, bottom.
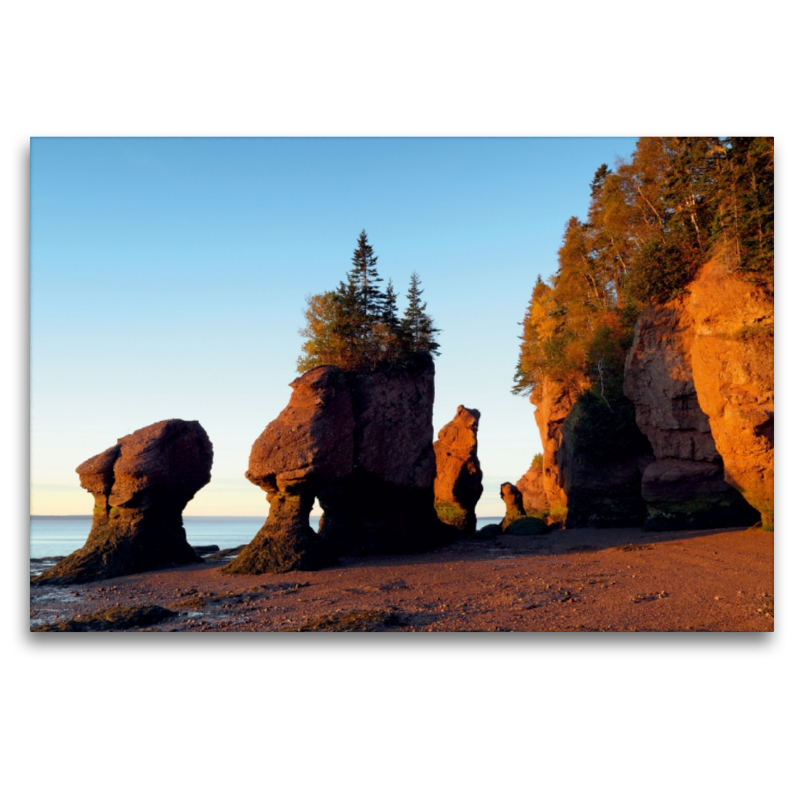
402, 272, 440, 358
348, 229, 384, 320
382, 278, 400, 329
297, 233, 440, 372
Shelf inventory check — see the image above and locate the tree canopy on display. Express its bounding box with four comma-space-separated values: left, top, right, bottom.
513, 136, 774, 404
297, 231, 440, 373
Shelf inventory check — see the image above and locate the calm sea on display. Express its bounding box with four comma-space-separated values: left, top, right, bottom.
29, 515, 505, 559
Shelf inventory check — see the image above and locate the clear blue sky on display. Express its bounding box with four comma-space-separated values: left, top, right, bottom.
30, 137, 638, 516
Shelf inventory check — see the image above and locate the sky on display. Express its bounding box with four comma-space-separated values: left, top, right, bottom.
31, 136, 639, 517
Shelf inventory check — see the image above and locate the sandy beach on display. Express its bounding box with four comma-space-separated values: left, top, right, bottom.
30, 525, 774, 632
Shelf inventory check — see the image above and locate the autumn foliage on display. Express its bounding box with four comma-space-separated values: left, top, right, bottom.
513, 137, 774, 406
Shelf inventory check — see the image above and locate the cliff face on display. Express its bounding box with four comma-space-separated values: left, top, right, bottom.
557, 391, 652, 528
623, 268, 765, 530
227, 357, 446, 574
625, 261, 774, 529
526, 262, 773, 532
433, 405, 483, 536
686, 258, 774, 527
529, 375, 650, 528
33, 420, 213, 585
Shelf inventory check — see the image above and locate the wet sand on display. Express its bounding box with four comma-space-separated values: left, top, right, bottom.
29, 525, 774, 632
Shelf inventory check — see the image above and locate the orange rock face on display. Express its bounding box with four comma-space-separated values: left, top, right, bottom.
624, 294, 760, 530
532, 376, 588, 520
515, 460, 547, 516
433, 405, 483, 535
686, 258, 774, 527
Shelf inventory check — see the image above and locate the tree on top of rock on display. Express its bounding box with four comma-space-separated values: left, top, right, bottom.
402, 271, 440, 358
297, 232, 440, 373
347, 229, 384, 320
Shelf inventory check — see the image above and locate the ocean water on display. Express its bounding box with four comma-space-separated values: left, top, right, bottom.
30, 515, 506, 559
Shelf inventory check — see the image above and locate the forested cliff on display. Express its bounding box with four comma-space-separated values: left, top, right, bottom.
513, 137, 773, 529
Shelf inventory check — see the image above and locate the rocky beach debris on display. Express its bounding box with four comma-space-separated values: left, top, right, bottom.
29, 526, 774, 632
32, 419, 213, 585
433, 405, 483, 536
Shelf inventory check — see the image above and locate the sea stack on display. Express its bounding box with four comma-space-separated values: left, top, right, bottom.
433, 405, 483, 536
223, 367, 351, 574
515, 458, 548, 517
32, 419, 213, 585
500, 482, 526, 530
225, 356, 447, 575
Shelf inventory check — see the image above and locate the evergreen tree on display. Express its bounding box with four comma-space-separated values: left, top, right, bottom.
297, 232, 440, 372
382, 278, 400, 329
712, 137, 774, 282
401, 272, 440, 357
379, 279, 402, 364
348, 229, 384, 320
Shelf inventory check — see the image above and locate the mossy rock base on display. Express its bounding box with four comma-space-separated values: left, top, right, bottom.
222, 524, 336, 575
31, 513, 201, 586
504, 517, 549, 536
434, 502, 476, 537
643, 496, 761, 532
31, 605, 176, 632
565, 496, 648, 529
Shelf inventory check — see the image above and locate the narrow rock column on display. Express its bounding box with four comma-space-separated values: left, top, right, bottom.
433, 405, 483, 536
500, 482, 526, 530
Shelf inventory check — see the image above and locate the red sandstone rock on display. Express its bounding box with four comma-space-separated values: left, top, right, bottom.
624, 291, 760, 530
686, 257, 774, 527
225, 367, 353, 574
532, 376, 588, 519
515, 460, 547, 517
33, 420, 213, 585
226, 357, 446, 575
500, 482, 526, 530
433, 405, 483, 535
